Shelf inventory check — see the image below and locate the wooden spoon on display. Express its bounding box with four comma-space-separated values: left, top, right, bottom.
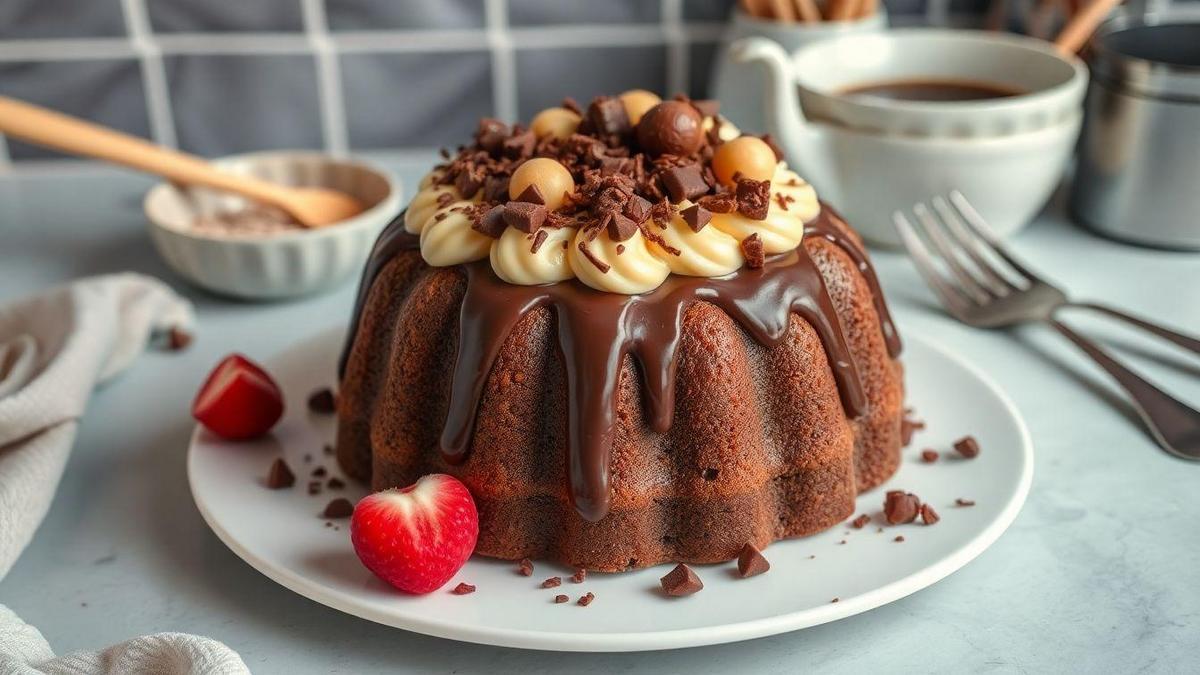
1054, 0, 1123, 55
0, 95, 364, 228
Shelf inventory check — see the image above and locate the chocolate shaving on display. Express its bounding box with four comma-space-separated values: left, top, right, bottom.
884, 490, 921, 524
307, 387, 336, 414
476, 118, 508, 154
455, 169, 482, 199
736, 543, 770, 578
483, 175, 510, 203
451, 582, 476, 595
322, 497, 354, 519
606, 211, 639, 241
921, 449, 939, 463
530, 228, 549, 253
660, 563, 703, 597
265, 458, 294, 489
736, 178, 771, 220
624, 194, 652, 224
503, 130, 536, 159
741, 233, 765, 269
577, 592, 595, 606
587, 96, 631, 138
954, 436, 981, 459
514, 183, 545, 205
956, 498, 976, 507
554, 594, 569, 603
577, 241, 610, 273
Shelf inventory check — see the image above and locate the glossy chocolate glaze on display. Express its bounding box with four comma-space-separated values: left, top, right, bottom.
339, 205, 899, 522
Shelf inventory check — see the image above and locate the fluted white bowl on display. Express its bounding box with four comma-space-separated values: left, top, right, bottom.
144, 151, 401, 300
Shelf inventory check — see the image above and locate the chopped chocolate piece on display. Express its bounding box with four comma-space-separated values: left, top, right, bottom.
921, 449, 939, 463
606, 211, 639, 241
327, 477, 345, 490
698, 192, 737, 214
850, 514, 871, 529
884, 490, 921, 524
956, 498, 976, 507
838, 540, 847, 545
518, 558, 534, 576
741, 233, 765, 269
472, 204, 508, 238
503, 201, 547, 233
588, 96, 631, 137
476, 118, 508, 153
921, 504, 940, 525
660, 563, 703, 597
577, 592, 595, 606
571, 568, 587, 584
323, 497, 354, 519
736, 543, 770, 578
482, 175, 510, 203
691, 99, 720, 117
736, 178, 771, 220
954, 436, 981, 459
307, 387, 336, 414
167, 326, 192, 351
530, 228, 549, 254
554, 594, 569, 603
894, 535, 906, 543
661, 165, 710, 203
323, 444, 334, 456
455, 170, 482, 199
615, 244, 625, 254
503, 130, 536, 159
624, 194, 652, 223
577, 241, 610, 273
265, 458, 294, 489
901, 414, 926, 446
312, 466, 327, 478
303, 453, 312, 464
831, 597, 840, 603
514, 183, 545, 205
680, 204, 711, 232
451, 582, 476, 595
307, 482, 321, 496
541, 576, 562, 588
760, 133, 785, 161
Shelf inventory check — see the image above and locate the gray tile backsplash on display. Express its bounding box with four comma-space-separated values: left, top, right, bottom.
0, 0, 126, 39
515, 45, 668, 119
146, 0, 306, 33
508, 0, 662, 26
327, 0, 487, 30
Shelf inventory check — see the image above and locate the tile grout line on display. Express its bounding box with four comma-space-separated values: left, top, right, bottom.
662, 0, 688, 95
121, 0, 178, 149
926, 0, 951, 27
485, 0, 518, 122
0, 133, 11, 172
301, 0, 349, 156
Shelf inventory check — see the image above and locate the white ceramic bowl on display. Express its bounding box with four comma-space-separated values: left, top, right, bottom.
794, 29, 1088, 137
144, 152, 401, 300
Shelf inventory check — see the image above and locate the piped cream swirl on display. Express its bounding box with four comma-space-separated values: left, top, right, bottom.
490, 226, 577, 285
646, 199, 743, 277
569, 229, 670, 295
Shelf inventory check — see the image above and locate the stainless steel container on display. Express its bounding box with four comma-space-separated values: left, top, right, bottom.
1070, 11, 1200, 250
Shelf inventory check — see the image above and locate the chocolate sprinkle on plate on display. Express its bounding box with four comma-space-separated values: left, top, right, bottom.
894, 535, 906, 543
660, 563, 703, 597
850, 514, 871, 529
307, 387, 336, 414
954, 436, 981, 459
451, 582, 476, 595
265, 458, 294, 489
571, 568, 587, 584
956, 498, 976, 507
167, 326, 193, 351
327, 477, 345, 490
311, 466, 327, 478
554, 594, 569, 604
541, 576, 562, 588
920, 449, 939, 463
921, 503, 941, 525
736, 543, 770, 578
577, 592, 595, 607
884, 490, 921, 524
518, 558, 534, 576
322, 497, 354, 519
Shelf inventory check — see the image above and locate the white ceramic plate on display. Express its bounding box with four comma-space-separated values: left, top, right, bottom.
189, 327, 1033, 652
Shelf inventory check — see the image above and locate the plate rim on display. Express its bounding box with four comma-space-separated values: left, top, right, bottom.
188, 329, 1034, 652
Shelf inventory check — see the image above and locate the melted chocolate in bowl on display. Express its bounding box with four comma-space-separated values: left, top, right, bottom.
839, 79, 1025, 102
340, 206, 900, 522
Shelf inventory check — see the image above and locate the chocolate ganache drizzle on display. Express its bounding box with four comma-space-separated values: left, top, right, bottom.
339, 205, 900, 523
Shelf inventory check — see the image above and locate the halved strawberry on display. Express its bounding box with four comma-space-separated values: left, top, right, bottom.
351, 474, 479, 595
193, 354, 284, 440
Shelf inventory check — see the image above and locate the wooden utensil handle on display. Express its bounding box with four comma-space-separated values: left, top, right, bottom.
1054, 0, 1122, 55
0, 95, 289, 205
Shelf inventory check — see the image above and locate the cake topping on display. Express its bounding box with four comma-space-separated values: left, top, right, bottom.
661, 165, 710, 203
680, 204, 711, 232
713, 136, 776, 185
736, 544, 771, 578
884, 490, 922, 524
619, 89, 662, 125
265, 458, 295, 489
503, 201, 547, 233
530, 107, 581, 140
323, 497, 354, 518
954, 436, 981, 458
307, 387, 336, 414
636, 100, 704, 157
920, 504, 941, 525
736, 178, 771, 220
660, 563, 703, 596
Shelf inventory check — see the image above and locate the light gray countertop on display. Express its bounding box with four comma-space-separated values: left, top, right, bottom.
1, 156, 1197, 674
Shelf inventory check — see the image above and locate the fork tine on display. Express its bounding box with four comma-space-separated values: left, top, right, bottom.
930, 195, 1021, 295
948, 191, 1044, 284
912, 202, 993, 304
893, 210, 974, 314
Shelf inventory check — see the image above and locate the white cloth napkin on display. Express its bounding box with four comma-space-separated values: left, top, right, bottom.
0, 273, 248, 674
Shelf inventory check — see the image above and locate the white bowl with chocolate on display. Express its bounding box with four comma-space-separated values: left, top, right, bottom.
144, 151, 401, 300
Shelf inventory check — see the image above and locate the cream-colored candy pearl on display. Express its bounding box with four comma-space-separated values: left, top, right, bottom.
530, 107, 581, 140
509, 157, 574, 212
713, 136, 777, 186
619, 89, 662, 125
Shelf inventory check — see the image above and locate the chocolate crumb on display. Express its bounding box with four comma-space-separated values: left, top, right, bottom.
954, 436, 981, 459
303, 453, 312, 464
741, 233, 765, 269
577, 241, 610, 274
606, 211, 639, 241
265, 458, 294, 489
894, 535, 906, 543
541, 576, 562, 588
838, 540, 847, 545
327, 477, 345, 490
735, 177, 770, 220
311, 466, 327, 478
660, 563, 703, 597
571, 568, 587, 584
736, 543, 770, 578
554, 594, 569, 604
577, 592, 595, 607
850, 514, 871, 529
514, 183, 546, 205
322, 497, 354, 519
530, 228, 549, 254
921, 449, 939, 463
698, 192, 736, 214
956, 498, 976, 507
307, 482, 321, 496
518, 558, 534, 577
831, 597, 840, 604
323, 444, 334, 456
167, 327, 193, 351
884, 490, 922, 524
921, 503, 941, 525
307, 387, 336, 414
451, 582, 476, 595
473, 204, 507, 238
680, 203, 712, 232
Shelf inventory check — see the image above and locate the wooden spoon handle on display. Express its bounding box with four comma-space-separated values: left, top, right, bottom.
1054, 0, 1122, 55
0, 95, 290, 206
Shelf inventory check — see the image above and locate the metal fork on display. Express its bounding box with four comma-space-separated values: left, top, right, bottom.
895, 191, 1200, 460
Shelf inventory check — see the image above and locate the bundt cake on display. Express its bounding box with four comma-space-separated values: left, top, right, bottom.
336, 91, 904, 572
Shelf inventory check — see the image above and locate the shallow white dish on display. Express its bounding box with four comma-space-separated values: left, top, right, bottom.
189, 327, 1033, 652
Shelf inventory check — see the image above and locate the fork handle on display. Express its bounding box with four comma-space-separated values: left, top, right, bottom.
1069, 302, 1200, 355
1047, 318, 1200, 460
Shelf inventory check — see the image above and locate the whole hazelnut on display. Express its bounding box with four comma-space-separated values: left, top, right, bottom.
509, 158, 574, 212
712, 136, 777, 186
636, 101, 704, 158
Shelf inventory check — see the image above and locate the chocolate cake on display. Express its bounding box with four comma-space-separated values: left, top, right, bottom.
336, 91, 904, 571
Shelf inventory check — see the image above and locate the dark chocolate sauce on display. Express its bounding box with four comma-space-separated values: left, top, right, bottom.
340, 205, 899, 522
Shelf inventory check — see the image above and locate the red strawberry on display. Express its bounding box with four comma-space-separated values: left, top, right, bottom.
351, 474, 479, 594
192, 354, 284, 440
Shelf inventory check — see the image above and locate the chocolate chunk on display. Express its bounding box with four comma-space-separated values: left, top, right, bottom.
503, 201, 547, 233
265, 458, 294, 489
571, 568, 587, 584
736, 543, 770, 578
587, 96, 631, 137
698, 192, 736, 214
884, 491, 921, 524
518, 558, 534, 576
322, 497, 354, 519
451, 582, 476, 595
606, 211, 639, 242
514, 183, 545, 205
503, 130, 536, 159
541, 576, 562, 589
637, 101, 703, 157
327, 477, 345, 490
455, 170, 482, 199
472, 204, 508, 238
660, 563, 703, 597
736, 178, 771, 220
894, 535, 906, 543
577, 592, 595, 606
921, 503, 940, 525
741, 233, 765, 269
476, 118, 508, 153
530, 228, 549, 254
956, 498, 976, 507
483, 175, 510, 203
680, 204, 711, 232
311, 466, 327, 478
307, 482, 321, 496
661, 165, 710, 203
850, 514, 871, 529
323, 444, 334, 455
624, 194, 652, 224
307, 387, 336, 414
167, 326, 192, 351
901, 416, 926, 446
954, 436, 981, 459
921, 449, 939, 463
691, 99, 720, 117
